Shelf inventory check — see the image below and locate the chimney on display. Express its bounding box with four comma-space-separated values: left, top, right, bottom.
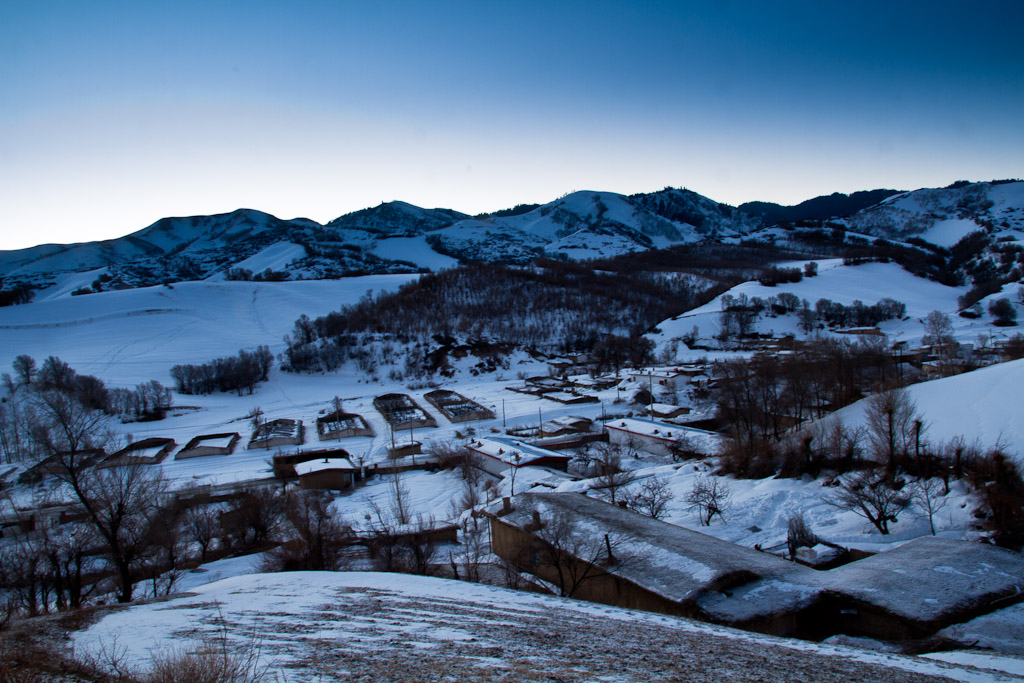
501, 497, 512, 515
526, 509, 543, 532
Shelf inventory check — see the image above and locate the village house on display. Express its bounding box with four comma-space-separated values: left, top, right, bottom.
316, 411, 374, 441
100, 437, 176, 467
423, 389, 494, 423
294, 457, 359, 491
373, 393, 438, 430
488, 492, 1024, 642
467, 437, 571, 477
626, 368, 688, 392
647, 403, 690, 420
18, 448, 106, 483
175, 432, 240, 459
248, 418, 304, 450
487, 492, 818, 635
539, 415, 593, 438
604, 418, 722, 458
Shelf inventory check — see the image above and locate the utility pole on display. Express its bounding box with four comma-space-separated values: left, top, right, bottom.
649, 371, 655, 423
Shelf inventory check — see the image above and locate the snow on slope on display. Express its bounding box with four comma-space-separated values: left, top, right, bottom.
0, 275, 419, 386
73, 571, 1014, 682
923, 218, 984, 247
209, 241, 306, 277
651, 259, 968, 348
371, 236, 459, 270
826, 359, 1024, 460
844, 181, 1024, 242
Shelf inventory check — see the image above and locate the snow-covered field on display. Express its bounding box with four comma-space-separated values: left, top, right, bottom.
73, 571, 1023, 683
0, 275, 420, 384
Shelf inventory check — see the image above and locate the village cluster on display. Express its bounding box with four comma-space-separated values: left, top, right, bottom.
4, 330, 1023, 658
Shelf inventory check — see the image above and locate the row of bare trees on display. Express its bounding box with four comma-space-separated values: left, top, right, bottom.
170, 345, 273, 396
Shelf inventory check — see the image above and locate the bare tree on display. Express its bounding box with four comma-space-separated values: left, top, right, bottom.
390, 468, 411, 525
182, 504, 220, 562
521, 507, 630, 598
12, 354, 36, 387
29, 391, 167, 603
829, 471, 910, 535
592, 443, 636, 505
922, 310, 955, 351
365, 502, 437, 575
909, 477, 948, 536
864, 388, 920, 470
222, 486, 285, 550
686, 475, 731, 526
265, 490, 351, 571
786, 512, 818, 559
626, 475, 674, 519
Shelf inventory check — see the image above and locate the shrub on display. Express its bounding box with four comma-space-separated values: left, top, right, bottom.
757, 266, 802, 287
988, 297, 1018, 326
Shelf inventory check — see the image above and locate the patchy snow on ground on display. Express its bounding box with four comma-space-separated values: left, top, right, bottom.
73, 571, 1021, 683
923, 652, 1024, 678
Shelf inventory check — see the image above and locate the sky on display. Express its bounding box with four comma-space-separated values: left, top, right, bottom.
1, 1, 1022, 250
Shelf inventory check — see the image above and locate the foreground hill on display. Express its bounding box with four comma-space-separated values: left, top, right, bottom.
72, 571, 1006, 682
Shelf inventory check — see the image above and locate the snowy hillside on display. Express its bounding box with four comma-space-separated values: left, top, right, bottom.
651, 259, 975, 348
841, 180, 1024, 243
431, 189, 758, 262
0, 187, 763, 288
826, 359, 1024, 461
0, 275, 419, 386
73, 571, 1014, 682
326, 200, 469, 235
0, 209, 306, 280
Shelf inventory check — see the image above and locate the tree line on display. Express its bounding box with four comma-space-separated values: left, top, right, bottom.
280, 262, 710, 375
170, 346, 273, 395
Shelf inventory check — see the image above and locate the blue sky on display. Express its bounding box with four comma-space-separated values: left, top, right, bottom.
1, 1, 1022, 250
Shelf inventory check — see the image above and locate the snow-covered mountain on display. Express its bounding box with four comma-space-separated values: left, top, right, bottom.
0, 188, 760, 289
2, 180, 1021, 294
839, 180, 1024, 244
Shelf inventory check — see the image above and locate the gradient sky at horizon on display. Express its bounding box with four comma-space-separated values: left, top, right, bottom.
1, 1, 1022, 250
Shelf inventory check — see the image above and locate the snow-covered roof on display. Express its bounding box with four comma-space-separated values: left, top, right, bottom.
491, 493, 1024, 630
605, 418, 723, 453
605, 417, 690, 440
469, 438, 569, 467
822, 537, 1024, 623
492, 492, 812, 614
294, 457, 356, 476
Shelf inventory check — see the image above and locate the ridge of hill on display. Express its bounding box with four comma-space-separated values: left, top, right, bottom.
1, 180, 1021, 295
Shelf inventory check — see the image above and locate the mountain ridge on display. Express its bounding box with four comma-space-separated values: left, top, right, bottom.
2, 180, 1021, 293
